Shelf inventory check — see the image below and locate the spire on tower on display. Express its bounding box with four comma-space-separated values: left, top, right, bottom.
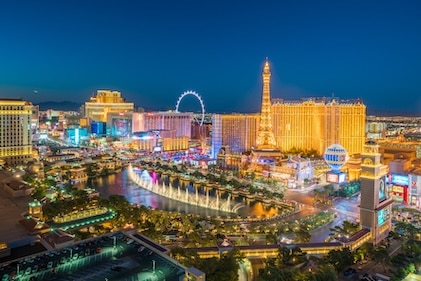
264, 58, 270, 73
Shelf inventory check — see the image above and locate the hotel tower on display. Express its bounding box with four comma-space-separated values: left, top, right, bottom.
84, 90, 134, 122
0, 99, 33, 165
211, 59, 366, 161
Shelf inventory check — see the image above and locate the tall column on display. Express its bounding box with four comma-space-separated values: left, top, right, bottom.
256, 58, 277, 149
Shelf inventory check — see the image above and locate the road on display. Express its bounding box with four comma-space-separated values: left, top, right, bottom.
284, 186, 360, 242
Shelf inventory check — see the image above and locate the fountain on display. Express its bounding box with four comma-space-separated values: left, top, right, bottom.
127, 164, 244, 213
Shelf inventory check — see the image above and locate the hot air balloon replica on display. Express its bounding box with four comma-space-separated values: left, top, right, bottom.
323, 143, 348, 184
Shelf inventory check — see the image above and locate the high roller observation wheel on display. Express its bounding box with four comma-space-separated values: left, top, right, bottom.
175, 90, 205, 126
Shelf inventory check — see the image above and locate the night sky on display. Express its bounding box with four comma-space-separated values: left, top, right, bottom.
0, 1, 420, 115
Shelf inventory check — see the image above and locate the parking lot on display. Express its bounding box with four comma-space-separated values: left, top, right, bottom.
1, 233, 186, 281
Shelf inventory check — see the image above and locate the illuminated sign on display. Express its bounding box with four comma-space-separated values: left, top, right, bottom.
326, 173, 338, 183
392, 185, 404, 193
338, 173, 346, 184
379, 178, 386, 201
392, 174, 409, 186
326, 172, 346, 184
377, 208, 390, 226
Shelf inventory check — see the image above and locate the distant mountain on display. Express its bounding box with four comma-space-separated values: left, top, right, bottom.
367, 108, 421, 117
36, 101, 82, 111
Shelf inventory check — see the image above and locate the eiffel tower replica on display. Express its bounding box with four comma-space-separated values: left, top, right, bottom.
250, 59, 282, 172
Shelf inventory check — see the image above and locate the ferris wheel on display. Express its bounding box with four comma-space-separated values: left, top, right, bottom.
175, 90, 205, 126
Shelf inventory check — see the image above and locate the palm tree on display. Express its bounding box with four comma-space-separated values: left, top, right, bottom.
329, 220, 359, 239
373, 247, 390, 272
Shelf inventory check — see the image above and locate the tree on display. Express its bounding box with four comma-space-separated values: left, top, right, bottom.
295, 229, 311, 243
325, 248, 354, 272
372, 247, 390, 272
308, 264, 338, 281
329, 220, 359, 239
257, 259, 298, 281
403, 240, 421, 258
359, 242, 374, 258
394, 221, 418, 239
276, 246, 306, 267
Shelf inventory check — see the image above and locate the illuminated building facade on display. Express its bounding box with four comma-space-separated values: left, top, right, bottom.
359, 140, 393, 246
0, 99, 33, 165
132, 112, 192, 138
91, 121, 107, 137
409, 169, 421, 208
84, 90, 134, 122
131, 130, 188, 153
30, 105, 39, 132
211, 114, 259, 158
271, 98, 366, 156
211, 60, 365, 164
346, 154, 362, 181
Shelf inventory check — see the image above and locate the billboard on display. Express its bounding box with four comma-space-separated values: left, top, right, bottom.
326, 172, 338, 183
326, 171, 346, 184
377, 208, 390, 226
392, 174, 409, 186
112, 117, 132, 137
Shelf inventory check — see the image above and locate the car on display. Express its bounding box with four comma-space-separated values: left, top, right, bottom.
111, 266, 124, 272
343, 267, 356, 277
96, 247, 102, 253
47, 261, 53, 269
126, 239, 134, 245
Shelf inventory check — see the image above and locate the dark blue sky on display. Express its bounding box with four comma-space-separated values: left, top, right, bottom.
0, 1, 420, 115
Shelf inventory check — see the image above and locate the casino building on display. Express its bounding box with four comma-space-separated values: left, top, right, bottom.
211, 114, 259, 158
211, 60, 367, 163
84, 90, 134, 122
272, 97, 366, 157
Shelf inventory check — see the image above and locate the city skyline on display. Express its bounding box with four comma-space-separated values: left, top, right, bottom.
0, 1, 420, 115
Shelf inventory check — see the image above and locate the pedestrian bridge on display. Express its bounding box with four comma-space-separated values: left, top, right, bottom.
191, 228, 371, 259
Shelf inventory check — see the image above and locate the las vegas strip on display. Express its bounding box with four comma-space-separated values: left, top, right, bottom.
1, 2, 421, 281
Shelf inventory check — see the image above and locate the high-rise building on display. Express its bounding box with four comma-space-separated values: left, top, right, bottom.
84, 90, 134, 122
0, 99, 33, 165
211, 114, 259, 158
359, 140, 393, 245
210, 60, 366, 160
272, 98, 366, 156
30, 105, 39, 133
132, 112, 192, 139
